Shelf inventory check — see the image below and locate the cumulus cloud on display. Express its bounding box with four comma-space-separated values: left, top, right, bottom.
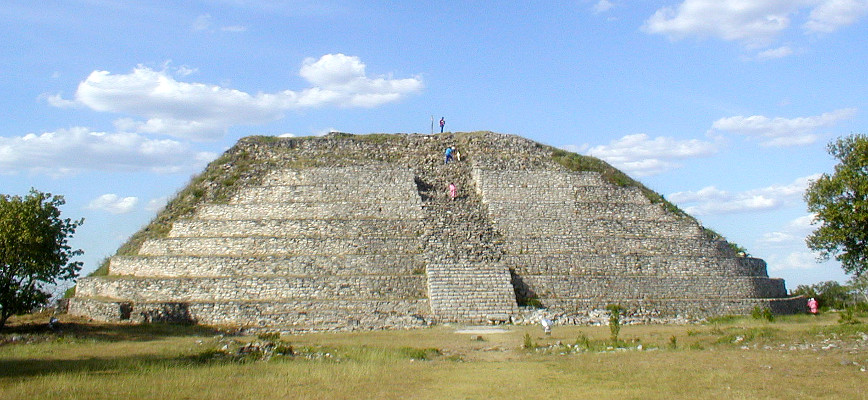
760, 214, 817, 245
643, 0, 868, 49
767, 251, 822, 272
668, 175, 820, 215
49, 54, 423, 140
710, 108, 856, 147
586, 133, 717, 176
0, 127, 217, 175
86, 194, 138, 214
805, 0, 868, 33
756, 46, 795, 60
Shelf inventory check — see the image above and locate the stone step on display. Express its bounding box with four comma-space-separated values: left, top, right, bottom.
194, 202, 422, 220
501, 236, 720, 257
478, 187, 648, 205
110, 254, 427, 277
168, 218, 423, 238
517, 275, 788, 300
424, 261, 518, 322
473, 169, 607, 189
505, 254, 769, 277
76, 275, 427, 302
67, 297, 432, 331
261, 167, 415, 186
531, 297, 805, 321
486, 202, 672, 221
231, 185, 421, 204
488, 218, 703, 238
139, 237, 423, 256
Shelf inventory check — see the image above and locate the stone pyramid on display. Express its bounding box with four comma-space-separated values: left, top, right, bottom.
68, 132, 804, 331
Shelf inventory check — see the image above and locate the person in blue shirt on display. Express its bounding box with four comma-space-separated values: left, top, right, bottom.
445, 146, 454, 164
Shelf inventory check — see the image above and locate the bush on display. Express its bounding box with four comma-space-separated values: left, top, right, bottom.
751, 306, 775, 322
606, 304, 624, 343
792, 281, 854, 310
522, 333, 537, 350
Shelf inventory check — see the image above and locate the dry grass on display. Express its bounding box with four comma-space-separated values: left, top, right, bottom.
2, 312, 867, 399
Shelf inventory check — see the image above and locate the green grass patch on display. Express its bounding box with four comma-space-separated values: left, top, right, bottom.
3, 313, 868, 399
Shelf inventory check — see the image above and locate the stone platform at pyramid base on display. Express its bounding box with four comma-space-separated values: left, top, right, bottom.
68, 298, 432, 333
519, 297, 806, 325
68, 295, 806, 333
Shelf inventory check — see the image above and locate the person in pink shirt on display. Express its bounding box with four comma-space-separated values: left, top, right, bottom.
807, 297, 818, 314
448, 182, 457, 201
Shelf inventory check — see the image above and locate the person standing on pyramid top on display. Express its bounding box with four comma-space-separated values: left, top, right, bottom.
440, 117, 445, 133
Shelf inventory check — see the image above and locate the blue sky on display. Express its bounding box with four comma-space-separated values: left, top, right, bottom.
2, 0, 867, 291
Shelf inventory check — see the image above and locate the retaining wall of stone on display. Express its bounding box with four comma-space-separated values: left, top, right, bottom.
68, 297, 431, 332
139, 237, 423, 256
168, 219, 422, 238
505, 254, 769, 277
76, 275, 426, 302
110, 254, 426, 277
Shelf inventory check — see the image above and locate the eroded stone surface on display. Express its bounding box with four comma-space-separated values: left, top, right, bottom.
68, 132, 804, 332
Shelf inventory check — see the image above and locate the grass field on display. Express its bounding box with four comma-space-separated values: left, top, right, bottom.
1, 311, 866, 399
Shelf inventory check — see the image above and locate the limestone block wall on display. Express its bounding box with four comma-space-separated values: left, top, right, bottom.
109, 254, 426, 278
168, 219, 422, 239
505, 254, 769, 277
70, 297, 430, 331
75, 275, 427, 302
472, 166, 794, 318
69, 165, 433, 332
138, 237, 422, 256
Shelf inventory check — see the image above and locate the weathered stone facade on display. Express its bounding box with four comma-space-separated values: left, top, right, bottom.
68, 132, 804, 331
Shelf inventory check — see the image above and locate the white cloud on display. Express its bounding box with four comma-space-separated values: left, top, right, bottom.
192, 13, 247, 33
593, 0, 615, 13
221, 25, 247, 32
643, 0, 868, 48
560, 143, 589, 154
87, 194, 138, 214
767, 251, 822, 272
49, 54, 423, 141
44, 93, 79, 108
192, 14, 211, 31
0, 127, 217, 175
643, 0, 799, 46
760, 213, 817, 245
710, 108, 856, 147
586, 133, 717, 176
668, 175, 820, 215
804, 0, 868, 33
145, 196, 168, 212
756, 46, 794, 60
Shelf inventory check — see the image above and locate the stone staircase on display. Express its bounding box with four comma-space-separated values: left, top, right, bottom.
70, 165, 432, 331
414, 153, 519, 323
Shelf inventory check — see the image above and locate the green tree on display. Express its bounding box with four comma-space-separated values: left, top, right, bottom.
0, 189, 83, 329
791, 281, 852, 310
606, 304, 624, 344
847, 274, 868, 304
805, 134, 868, 276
